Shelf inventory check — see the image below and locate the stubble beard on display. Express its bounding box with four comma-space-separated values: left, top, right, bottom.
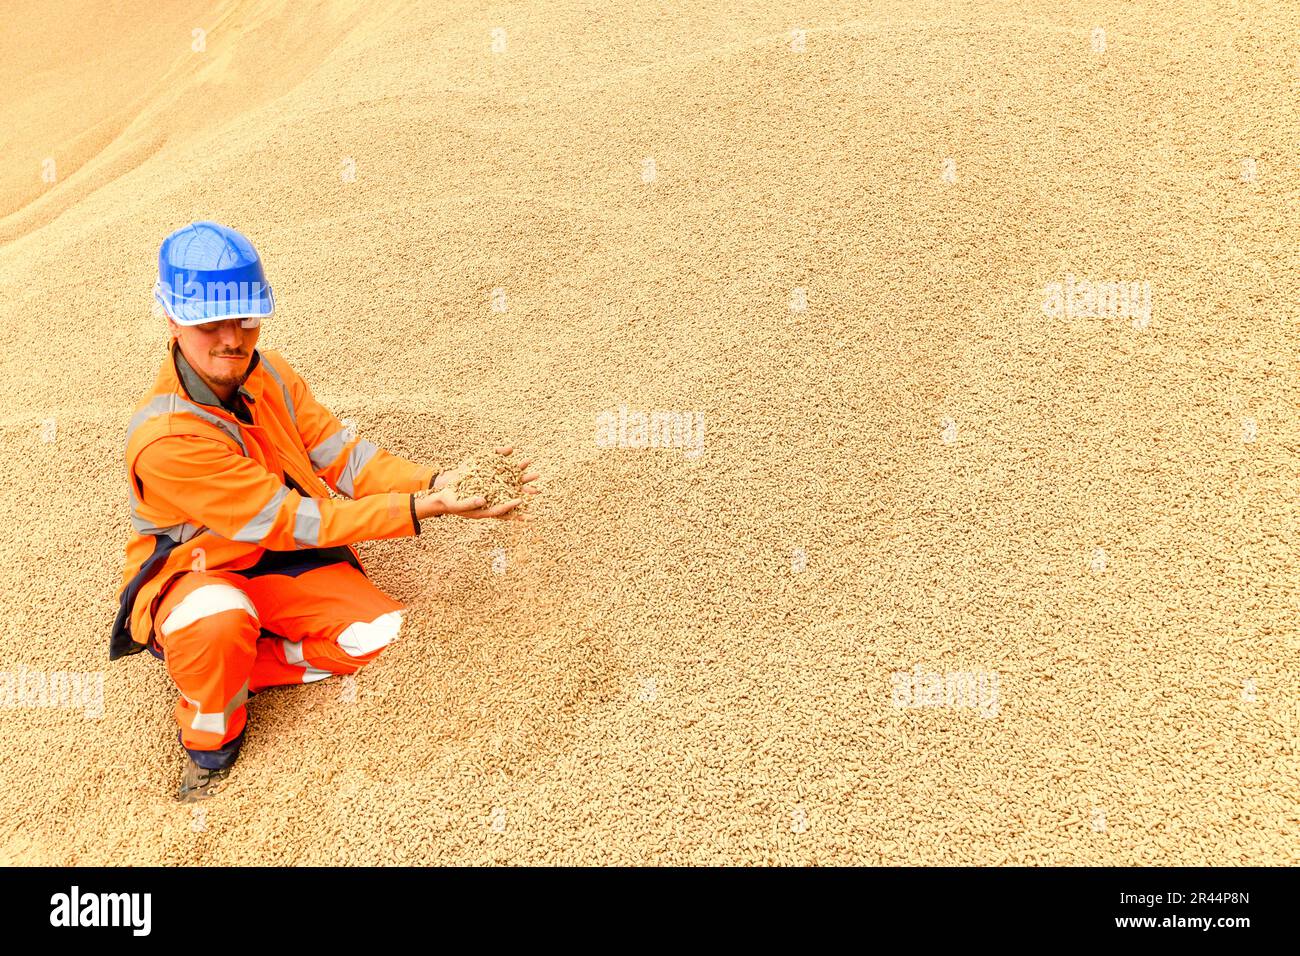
207, 354, 249, 386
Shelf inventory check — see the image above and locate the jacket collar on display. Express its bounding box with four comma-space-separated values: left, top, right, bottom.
168, 339, 265, 413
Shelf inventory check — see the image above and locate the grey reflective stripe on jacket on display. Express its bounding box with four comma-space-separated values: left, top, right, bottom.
128, 484, 204, 543
229, 484, 322, 548
126, 393, 247, 455
336, 438, 379, 498
293, 497, 322, 546
308, 427, 350, 473
260, 357, 296, 423
233, 484, 289, 543
307, 426, 378, 498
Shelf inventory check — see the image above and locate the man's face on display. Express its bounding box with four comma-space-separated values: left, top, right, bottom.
168, 317, 260, 397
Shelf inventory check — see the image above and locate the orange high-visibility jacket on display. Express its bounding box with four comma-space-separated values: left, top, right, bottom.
110, 342, 436, 660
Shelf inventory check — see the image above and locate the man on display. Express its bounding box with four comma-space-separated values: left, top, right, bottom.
110, 221, 538, 801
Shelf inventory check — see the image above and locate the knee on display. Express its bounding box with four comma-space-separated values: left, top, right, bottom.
335, 609, 403, 661
159, 580, 260, 663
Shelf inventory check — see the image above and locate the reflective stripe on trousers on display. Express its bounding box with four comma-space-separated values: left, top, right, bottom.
151, 560, 405, 768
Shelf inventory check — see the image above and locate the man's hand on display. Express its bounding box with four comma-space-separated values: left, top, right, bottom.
423, 445, 539, 521
415, 487, 519, 521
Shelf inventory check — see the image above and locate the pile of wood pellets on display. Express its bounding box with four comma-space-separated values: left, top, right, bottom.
415, 452, 529, 511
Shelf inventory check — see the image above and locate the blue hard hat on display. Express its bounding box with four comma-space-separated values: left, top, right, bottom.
153, 221, 275, 325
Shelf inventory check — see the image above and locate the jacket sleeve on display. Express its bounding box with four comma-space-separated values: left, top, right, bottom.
135, 434, 420, 550
276, 357, 437, 498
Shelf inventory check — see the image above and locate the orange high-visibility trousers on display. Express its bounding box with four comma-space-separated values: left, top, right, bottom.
150, 558, 404, 769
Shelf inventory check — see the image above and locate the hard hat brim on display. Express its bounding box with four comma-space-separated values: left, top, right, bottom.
154, 281, 275, 325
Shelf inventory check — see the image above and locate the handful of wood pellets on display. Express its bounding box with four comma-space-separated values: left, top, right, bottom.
414, 452, 529, 512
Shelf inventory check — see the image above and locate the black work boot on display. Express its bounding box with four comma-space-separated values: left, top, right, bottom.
177, 758, 232, 802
